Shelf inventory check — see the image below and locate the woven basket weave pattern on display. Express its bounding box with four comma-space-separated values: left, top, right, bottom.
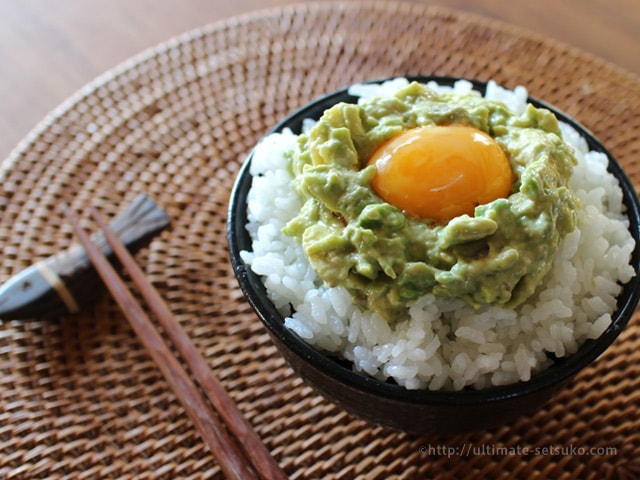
1, 2, 639, 478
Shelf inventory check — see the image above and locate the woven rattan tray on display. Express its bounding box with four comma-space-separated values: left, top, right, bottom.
2, 1, 639, 478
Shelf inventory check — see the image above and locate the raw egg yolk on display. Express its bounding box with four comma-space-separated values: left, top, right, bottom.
367, 125, 513, 221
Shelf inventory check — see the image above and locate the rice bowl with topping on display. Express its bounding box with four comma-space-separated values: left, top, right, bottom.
238, 78, 637, 392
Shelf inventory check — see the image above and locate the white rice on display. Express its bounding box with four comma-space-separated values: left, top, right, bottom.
241, 78, 636, 391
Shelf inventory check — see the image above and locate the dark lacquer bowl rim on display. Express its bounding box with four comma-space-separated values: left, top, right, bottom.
227, 75, 640, 407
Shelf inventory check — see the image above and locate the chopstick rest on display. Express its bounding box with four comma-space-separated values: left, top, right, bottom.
0, 193, 170, 320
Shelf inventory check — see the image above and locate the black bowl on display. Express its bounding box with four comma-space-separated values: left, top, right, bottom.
227, 76, 640, 434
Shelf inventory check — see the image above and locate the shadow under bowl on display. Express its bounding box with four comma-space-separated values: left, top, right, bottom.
227, 76, 640, 435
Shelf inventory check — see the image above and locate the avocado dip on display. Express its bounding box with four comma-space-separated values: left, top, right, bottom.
282, 82, 579, 321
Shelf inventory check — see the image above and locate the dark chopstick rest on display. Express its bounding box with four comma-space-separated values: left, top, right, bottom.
62, 204, 287, 480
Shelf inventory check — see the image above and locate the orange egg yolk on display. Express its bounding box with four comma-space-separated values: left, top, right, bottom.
367, 125, 513, 221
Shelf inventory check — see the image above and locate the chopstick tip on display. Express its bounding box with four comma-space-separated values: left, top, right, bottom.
60, 202, 77, 224
88, 204, 110, 230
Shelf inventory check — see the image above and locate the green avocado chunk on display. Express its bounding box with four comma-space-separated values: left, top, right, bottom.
282, 82, 578, 321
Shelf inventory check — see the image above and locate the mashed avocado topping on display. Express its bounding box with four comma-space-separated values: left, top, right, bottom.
282, 82, 579, 321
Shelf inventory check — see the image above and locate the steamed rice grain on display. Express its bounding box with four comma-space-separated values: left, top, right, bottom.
242, 79, 636, 391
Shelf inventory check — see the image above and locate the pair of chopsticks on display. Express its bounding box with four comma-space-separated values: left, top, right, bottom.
62, 205, 288, 480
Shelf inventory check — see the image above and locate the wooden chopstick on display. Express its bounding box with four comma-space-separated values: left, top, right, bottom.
62, 204, 288, 480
